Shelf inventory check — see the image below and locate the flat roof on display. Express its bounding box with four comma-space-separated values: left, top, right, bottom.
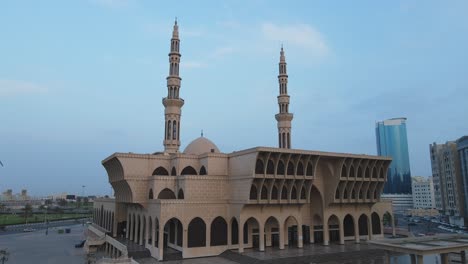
368, 234, 468, 255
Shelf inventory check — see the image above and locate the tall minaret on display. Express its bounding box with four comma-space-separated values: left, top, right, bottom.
275, 46, 293, 149
162, 19, 184, 153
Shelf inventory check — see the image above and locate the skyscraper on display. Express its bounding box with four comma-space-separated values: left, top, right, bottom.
457, 136, 468, 216
375, 118, 412, 194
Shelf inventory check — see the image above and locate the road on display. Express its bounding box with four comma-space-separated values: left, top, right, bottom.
0, 218, 91, 235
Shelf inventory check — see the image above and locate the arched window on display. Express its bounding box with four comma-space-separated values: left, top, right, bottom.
282, 133, 286, 148
255, 159, 264, 174
157, 188, 176, 199
372, 167, 377, 178
277, 160, 285, 175
291, 186, 297, 200
210, 217, 228, 246
148, 189, 154, 199
357, 167, 362, 178
335, 188, 340, 199
343, 215, 355, 237
271, 185, 278, 200
172, 120, 177, 140
351, 190, 356, 199
343, 188, 348, 199
350, 166, 355, 178
181, 166, 197, 175
188, 217, 206, 247
380, 168, 385, 178
359, 190, 363, 199
171, 167, 177, 176
249, 185, 257, 200
297, 162, 304, 176
365, 168, 370, 178
306, 162, 314, 176
300, 186, 306, 199
287, 133, 290, 148
231, 218, 238, 245
178, 189, 184, 199
261, 185, 268, 200
152, 166, 169, 176
287, 161, 294, 175
266, 160, 274, 174
199, 166, 207, 175
371, 212, 381, 234
167, 121, 172, 140
366, 189, 371, 199
281, 186, 288, 199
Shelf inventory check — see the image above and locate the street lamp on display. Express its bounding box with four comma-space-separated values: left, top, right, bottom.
44, 206, 48, 235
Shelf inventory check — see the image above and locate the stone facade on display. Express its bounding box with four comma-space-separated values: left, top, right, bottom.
90, 20, 394, 261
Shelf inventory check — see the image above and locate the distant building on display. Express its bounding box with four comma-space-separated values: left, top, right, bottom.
376, 118, 412, 194
66, 194, 76, 201
411, 176, 435, 209
20, 189, 29, 200
381, 194, 413, 213
457, 136, 468, 216
1, 189, 13, 200
430, 140, 467, 227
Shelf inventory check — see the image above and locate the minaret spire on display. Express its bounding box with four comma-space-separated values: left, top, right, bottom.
162, 19, 184, 153
275, 46, 293, 149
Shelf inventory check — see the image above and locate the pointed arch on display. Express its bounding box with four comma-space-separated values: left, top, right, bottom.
181, 166, 197, 175
199, 166, 207, 175
371, 212, 381, 234
171, 167, 177, 176
255, 159, 264, 174
365, 167, 370, 178
266, 159, 275, 174
380, 167, 385, 178
306, 161, 314, 176
350, 165, 355, 178
249, 185, 257, 200
152, 166, 169, 176
343, 214, 355, 237
287, 161, 294, 175
281, 186, 288, 200
358, 214, 368, 236
277, 160, 285, 175
261, 185, 268, 200
291, 186, 297, 200
341, 165, 347, 178
167, 121, 172, 140
297, 161, 304, 176
231, 217, 239, 245
177, 189, 184, 199
357, 167, 362, 178
271, 185, 278, 200
188, 217, 206, 247
210, 217, 228, 246
157, 188, 176, 199
148, 189, 154, 199
300, 186, 306, 199
372, 167, 377, 178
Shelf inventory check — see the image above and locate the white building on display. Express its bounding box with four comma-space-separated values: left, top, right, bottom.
411, 176, 435, 209
381, 194, 413, 213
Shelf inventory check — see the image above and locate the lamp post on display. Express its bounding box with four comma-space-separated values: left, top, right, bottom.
44, 206, 48, 235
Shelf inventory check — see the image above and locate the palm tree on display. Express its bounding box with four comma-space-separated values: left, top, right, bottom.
22, 204, 33, 224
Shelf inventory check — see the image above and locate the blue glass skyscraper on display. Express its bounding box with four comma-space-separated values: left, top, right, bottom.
376, 118, 412, 194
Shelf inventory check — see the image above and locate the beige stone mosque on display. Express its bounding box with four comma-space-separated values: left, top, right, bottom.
88, 20, 395, 262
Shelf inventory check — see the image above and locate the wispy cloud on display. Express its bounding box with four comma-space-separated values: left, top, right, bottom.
261, 22, 330, 57
0, 79, 48, 97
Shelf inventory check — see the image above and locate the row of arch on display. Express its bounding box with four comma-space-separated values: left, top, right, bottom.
169, 62, 179, 76
152, 165, 207, 176
334, 180, 384, 202
165, 120, 180, 141
168, 86, 179, 99
170, 40, 180, 53
148, 188, 184, 200
279, 81, 287, 94
249, 182, 308, 202
255, 158, 314, 176
93, 207, 114, 234
278, 132, 291, 149
340, 163, 386, 179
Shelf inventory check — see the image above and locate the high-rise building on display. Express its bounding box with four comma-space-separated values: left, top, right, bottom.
457, 136, 468, 216
430, 140, 466, 227
411, 176, 435, 209
375, 118, 412, 194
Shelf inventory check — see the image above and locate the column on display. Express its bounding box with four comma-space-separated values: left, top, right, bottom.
323, 222, 329, 246
206, 222, 211, 248
153, 220, 158, 247
126, 214, 130, 239
129, 217, 134, 241
440, 253, 448, 264
279, 223, 285, 249
368, 217, 373, 240
265, 228, 271, 247
134, 218, 139, 243
417, 255, 424, 264
238, 221, 244, 253
145, 216, 149, 245
259, 224, 265, 251
339, 222, 344, 245
227, 220, 232, 247
139, 219, 144, 245
391, 216, 396, 237
158, 227, 164, 261
310, 224, 315, 244
297, 224, 303, 248
354, 220, 360, 243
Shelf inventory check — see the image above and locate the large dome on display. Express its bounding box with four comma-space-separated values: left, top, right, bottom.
183, 137, 220, 155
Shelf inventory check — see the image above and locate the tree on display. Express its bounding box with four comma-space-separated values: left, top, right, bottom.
0, 249, 9, 264
44, 199, 53, 206
22, 204, 33, 223
0, 204, 5, 213
57, 199, 67, 207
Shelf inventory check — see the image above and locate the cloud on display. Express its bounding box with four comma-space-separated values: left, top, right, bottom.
210, 46, 235, 58
0, 79, 48, 97
90, 0, 131, 8
261, 22, 329, 57
181, 61, 206, 69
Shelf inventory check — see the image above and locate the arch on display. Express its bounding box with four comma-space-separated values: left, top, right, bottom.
284, 216, 299, 247
357, 167, 362, 178
188, 217, 206, 247
266, 160, 274, 174
343, 214, 355, 237
349, 166, 355, 178
243, 217, 260, 247
255, 159, 264, 174
177, 189, 184, 199
358, 214, 368, 236
365, 167, 370, 178
335, 188, 340, 199
148, 216, 153, 244
265, 216, 280, 248
327, 215, 340, 243
383, 212, 393, 227
372, 167, 377, 178
297, 161, 304, 176
261, 185, 268, 200
172, 120, 177, 139
199, 166, 207, 175
231, 218, 239, 245
249, 185, 257, 200
291, 186, 297, 200
313, 214, 324, 243
167, 121, 172, 140
210, 217, 228, 246
277, 160, 285, 175
164, 218, 183, 248
371, 212, 381, 235
380, 167, 385, 178
148, 189, 154, 199
281, 186, 288, 200
271, 185, 278, 200
171, 167, 177, 176
306, 162, 314, 176
152, 166, 169, 176
157, 188, 176, 199
341, 165, 347, 178
351, 189, 356, 199
287, 161, 294, 175
300, 186, 306, 199
343, 188, 348, 199
181, 166, 197, 175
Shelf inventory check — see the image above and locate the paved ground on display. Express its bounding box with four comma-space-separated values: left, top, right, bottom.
0, 224, 87, 264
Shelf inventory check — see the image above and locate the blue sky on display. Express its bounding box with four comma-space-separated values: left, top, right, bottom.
1, 0, 467, 196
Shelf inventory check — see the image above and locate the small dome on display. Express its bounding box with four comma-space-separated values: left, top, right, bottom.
184, 137, 220, 155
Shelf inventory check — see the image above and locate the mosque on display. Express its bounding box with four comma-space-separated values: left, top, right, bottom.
88, 20, 394, 261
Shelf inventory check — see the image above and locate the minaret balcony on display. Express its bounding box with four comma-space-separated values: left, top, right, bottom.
275, 113, 293, 122
162, 97, 184, 107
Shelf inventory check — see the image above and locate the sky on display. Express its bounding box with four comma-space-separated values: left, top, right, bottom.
1, 0, 468, 196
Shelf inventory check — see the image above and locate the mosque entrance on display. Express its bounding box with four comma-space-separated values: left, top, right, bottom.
288, 225, 298, 247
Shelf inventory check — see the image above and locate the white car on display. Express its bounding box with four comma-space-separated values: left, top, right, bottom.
23, 228, 35, 232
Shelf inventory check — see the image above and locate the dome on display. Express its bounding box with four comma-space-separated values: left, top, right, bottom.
184, 137, 220, 155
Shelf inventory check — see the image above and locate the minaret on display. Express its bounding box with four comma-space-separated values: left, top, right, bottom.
163, 19, 184, 153
275, 46, 293, 149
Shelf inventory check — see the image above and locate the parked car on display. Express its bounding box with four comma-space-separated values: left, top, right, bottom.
23, 228, 35, 232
